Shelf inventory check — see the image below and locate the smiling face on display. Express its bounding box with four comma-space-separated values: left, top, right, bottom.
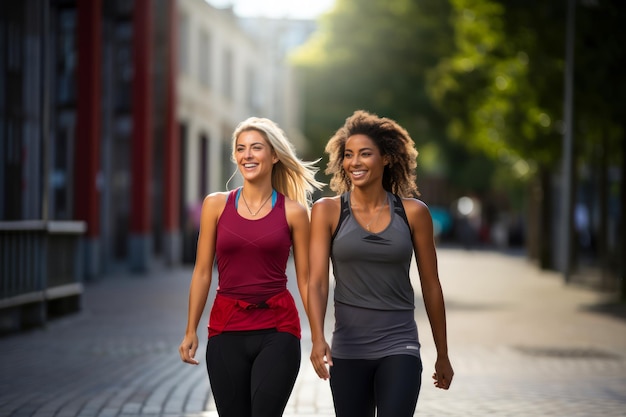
342, 134, 388, 188
235, 129, 278, 182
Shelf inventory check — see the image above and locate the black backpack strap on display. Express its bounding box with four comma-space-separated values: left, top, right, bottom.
331, 193, 351, 242
333, 193, 409, 239
392, 194, 411, 231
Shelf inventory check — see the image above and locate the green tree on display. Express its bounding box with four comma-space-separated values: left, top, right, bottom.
573, 1, 626, 293
292, 0, 497, 198
429, 0, 625, 283
428, 0, 568, 265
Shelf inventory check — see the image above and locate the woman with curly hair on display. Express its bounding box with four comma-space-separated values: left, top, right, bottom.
179, 117, 324, 417
307, 110, 454, 417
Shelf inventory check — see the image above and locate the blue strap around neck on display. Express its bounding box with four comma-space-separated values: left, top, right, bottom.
235, 188, 277, 210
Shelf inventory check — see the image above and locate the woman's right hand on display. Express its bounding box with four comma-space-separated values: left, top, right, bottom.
179, 333, 200, 365
310, 339, 333, 380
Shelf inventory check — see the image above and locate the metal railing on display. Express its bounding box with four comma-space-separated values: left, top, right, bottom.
0, 220, 86, 333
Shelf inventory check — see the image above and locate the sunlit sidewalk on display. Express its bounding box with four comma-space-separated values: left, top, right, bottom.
1, 248, 625, 417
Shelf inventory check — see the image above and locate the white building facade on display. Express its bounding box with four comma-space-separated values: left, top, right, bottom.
178, 0, 314, 200
176, 0, 315, 260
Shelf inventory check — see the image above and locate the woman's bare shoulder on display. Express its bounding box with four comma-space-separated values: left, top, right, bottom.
398, 197, 432, 219
201, 191, 230, 213
283, 195, 308, 218
313, 195, 342, 210
204, 191, 229, 201
311, 195, 342, 221
398, 196, 428, 209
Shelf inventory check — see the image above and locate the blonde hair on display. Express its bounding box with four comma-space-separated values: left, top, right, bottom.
325, 110, 419, 197
232, 117, 325, 209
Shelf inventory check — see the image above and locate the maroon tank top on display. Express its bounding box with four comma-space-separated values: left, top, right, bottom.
215, 188, 292, 303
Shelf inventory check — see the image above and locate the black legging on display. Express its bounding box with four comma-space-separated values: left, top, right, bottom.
330, 355, 422, 417
206, 329, 301, 417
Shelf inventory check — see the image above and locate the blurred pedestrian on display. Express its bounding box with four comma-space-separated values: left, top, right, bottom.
307, 110, 454, 417
179, 117, 324, 417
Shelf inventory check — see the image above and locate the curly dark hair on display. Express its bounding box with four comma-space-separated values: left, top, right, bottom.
325, 110, 419, 197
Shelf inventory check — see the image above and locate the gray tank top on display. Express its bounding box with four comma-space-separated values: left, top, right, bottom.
330, 191, 420, 359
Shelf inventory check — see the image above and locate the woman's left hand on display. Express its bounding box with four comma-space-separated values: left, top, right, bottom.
432, 355, 454, 389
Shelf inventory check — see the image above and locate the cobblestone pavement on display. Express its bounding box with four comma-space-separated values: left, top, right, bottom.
1, 248, 625, 417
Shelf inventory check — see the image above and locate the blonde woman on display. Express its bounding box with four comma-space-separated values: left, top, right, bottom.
179, 117, 323, 417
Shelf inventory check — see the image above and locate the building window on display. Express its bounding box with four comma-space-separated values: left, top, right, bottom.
178, 13, 189, 75
55, 9, 77, 106
245, 65, 262, 112
114, 21, 132, 112
198, 30, 211, 88
51, 112, 75, 220
199, 135, 208, 199
222, 48, 233, 99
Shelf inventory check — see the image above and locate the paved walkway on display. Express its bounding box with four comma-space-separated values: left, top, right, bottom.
1, 248, 625, 417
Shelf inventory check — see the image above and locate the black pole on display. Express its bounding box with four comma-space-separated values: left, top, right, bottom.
41, 0, 51, 221
560, 0, 575, 283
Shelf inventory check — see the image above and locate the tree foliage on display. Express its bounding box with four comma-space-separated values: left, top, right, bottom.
291, 0, 489, 193
428, 0, 568, 177
429, 0, 625, 172
427, 0, 625, 274
293, 0, 625, 222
